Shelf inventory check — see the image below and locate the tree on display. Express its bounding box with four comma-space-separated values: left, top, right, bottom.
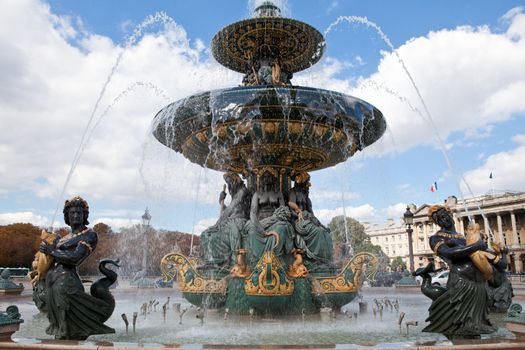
0, 223, 41, 267
78, 222, 115, 276
328, 215, 389, 271
390, 256, 406, 272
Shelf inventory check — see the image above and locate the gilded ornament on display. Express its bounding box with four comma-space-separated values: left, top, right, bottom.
287, 121, 304, 134
160, 253, 227, 294
195, 131, 208, 143
313, 125, 327, 137
312, 252, 378, 294
245, 252, 294, 296
263, 121, 278, 134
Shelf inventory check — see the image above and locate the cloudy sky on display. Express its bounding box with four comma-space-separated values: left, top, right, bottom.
1, 0, 524, 233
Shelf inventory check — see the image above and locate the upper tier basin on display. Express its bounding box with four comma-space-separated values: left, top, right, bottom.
152, 85, 386, 173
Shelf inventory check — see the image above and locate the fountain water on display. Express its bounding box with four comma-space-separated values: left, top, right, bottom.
5, 2, 524, 349
155, 0, 384, 317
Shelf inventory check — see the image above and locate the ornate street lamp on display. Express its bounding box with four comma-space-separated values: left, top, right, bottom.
403, 206, 415, 274
141, 208, 152, 275
142, 208, 152, 227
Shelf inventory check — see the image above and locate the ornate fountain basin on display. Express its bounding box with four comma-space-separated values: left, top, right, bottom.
152, 85, 386, 174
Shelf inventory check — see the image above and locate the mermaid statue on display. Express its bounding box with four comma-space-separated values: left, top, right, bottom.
419, 205, 507, 339
200, 173, 251, 269
38, 196, 119, 340
288, 171, 333, 271
245, 168, 294, 268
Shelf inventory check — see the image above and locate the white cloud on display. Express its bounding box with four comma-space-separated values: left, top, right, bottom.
192, 217, 218, 235
0, 0, 239, 207
297, 9, 525, 156
92, 217, 140, 230
385, 202, 406, 221
326, 1, 339, 14
309, 190, 360, 203
462, 134, 525, 195
0, 211, 51, 227
315, 204, 376, 224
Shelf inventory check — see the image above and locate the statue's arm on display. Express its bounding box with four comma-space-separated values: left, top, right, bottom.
220, 187, 245, 219
250, 192, 264, 233
287, 190, 300, 214
43, 232, 97, 266
431, 236, 486, 260
219, 185, 227, 213
306, 197, 313, 214
278, 191, 285, 207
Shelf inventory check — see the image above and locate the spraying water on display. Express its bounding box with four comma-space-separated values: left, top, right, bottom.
50, 12, 178, 228
325, 16, 495, 227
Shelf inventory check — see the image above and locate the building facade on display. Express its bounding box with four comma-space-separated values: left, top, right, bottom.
365, 219, 410, 270
366, 192, 525, 273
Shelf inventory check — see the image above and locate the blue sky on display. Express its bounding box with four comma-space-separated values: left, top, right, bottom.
0, 0, 524, 233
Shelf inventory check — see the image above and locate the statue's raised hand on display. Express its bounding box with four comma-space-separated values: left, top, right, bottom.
39, 242, 54, 255
473, 240, 487, 251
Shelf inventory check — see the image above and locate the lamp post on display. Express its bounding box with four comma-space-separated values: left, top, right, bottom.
403, 206, 415, 274
141, 208, 152, 275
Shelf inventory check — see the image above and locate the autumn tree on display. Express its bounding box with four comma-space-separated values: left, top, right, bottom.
0, 223, 41, 267
78, 222, 116, 276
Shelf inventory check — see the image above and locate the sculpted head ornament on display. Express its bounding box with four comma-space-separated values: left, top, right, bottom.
427, 205, 451, 223
63, 195, 90, 225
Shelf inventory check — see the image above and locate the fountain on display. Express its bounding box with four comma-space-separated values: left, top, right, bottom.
2, 3, 524, 349
155, 1, 385, 316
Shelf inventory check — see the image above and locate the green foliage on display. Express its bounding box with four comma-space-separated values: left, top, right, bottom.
328, 215, 389, 270
390, 256, 406, 272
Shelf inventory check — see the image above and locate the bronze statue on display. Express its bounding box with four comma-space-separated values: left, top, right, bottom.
421, 205, 507, 339
288, 171, 333, 271
200, 173, 250, 268
38, 196, 119, 340
245, 168, 294, 267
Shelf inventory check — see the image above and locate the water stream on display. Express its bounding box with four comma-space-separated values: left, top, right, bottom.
50, 12, 179, 229
325, 16, 496, 231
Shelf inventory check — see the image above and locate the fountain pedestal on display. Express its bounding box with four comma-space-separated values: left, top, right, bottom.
0, 270, 24, 296
505, 303, 525, 340
0, 306, 23, 342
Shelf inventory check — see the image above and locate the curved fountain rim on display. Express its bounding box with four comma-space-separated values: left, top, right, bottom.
154, 84, 382, 117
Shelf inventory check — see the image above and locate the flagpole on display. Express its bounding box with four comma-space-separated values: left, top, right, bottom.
489, 172, 494, 196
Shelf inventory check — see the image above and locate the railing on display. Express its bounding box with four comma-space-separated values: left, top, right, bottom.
507, 273, 525, 283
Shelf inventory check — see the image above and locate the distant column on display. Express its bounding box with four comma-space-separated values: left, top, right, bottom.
483, 216, 492, 243
458, 217, 465, 235
511, 211, 519, 247
497, 214, 505, 244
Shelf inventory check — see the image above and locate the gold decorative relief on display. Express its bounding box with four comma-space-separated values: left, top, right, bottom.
160, 253, 227, 294
312, 252, 378, 294
287, 121, 304, 134
245, 252, 294, 296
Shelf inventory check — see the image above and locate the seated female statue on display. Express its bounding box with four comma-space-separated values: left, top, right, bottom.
288, 171, 333, 271
200, 173, 250, 269
39, 196, 117, 340
245, 168, 294, 268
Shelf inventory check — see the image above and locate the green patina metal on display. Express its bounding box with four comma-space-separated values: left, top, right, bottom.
0, 270, 24, 293
506, 304, 525, 325
156, 1, 383, 316
0, 306, 23, 326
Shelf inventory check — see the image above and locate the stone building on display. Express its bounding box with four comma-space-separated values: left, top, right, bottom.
365, 218, 410, 270
366, 192, 525, 273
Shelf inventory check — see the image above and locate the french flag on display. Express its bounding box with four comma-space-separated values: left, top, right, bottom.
430, 181, 438, 192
